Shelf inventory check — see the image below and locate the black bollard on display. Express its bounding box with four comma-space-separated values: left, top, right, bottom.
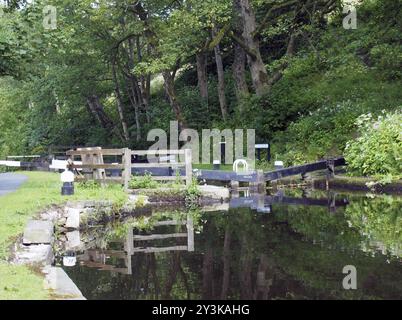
220, 142, 226, 164
61, 182, 74, 195
61, 169, 75, 196
213, 160, 221, 170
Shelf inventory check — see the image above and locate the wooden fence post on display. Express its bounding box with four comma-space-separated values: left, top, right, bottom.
249, 169, 265, 192
256, 169, 265, 191
187, 214, 194, 252
185, 149, 192, 186
123, 148, 131, 191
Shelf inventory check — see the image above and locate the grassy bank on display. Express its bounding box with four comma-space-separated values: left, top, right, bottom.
0, 171, 127, 300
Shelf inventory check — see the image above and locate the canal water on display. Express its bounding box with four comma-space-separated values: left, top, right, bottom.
60, 189, 402, 300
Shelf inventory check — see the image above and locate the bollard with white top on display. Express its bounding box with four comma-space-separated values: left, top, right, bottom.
220, 141, 226, 164
274, 161, 284, 169
61, 169, 75, 196
213, 160, 221, 170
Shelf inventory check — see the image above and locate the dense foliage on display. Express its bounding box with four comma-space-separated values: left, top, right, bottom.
0, 0, 401, 176
345, 111, 402, 178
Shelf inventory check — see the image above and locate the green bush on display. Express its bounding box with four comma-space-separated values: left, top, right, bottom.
344, 111, 402, 177
185, 177, 201, 208
129, 172, 160, 189
77, 180, 101, 190
272, 101, 366, 165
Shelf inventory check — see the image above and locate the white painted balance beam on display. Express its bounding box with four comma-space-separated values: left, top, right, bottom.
0, 160, 21, 167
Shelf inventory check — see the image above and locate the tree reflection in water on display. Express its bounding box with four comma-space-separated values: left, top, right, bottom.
62, 192, 402, 300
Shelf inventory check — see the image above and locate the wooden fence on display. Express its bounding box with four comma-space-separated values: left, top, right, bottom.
76, 215, 194, 275
66, 147, 193, 190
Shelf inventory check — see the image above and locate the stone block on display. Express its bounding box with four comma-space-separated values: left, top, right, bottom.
65, 208, 80, 229
23, 220, 54, 245
66, 231, 81, 250
40, 210, 60, 223
15, 244, 54, 265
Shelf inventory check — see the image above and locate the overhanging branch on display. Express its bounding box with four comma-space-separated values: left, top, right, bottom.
254, 0, 299, 37
229, 32, 258, 60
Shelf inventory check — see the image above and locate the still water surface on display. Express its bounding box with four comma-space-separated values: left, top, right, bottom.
61, 189, 402, 300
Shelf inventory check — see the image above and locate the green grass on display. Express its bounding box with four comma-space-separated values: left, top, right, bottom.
0, 171, 127, 299
0, 262, 48, 300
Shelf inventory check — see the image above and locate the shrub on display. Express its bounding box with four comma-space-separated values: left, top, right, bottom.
185, 178, 201, 208
344, 111, 402, 178
272, 101, 366, 165
129, 172, 159, 189
77, 180, 101, 190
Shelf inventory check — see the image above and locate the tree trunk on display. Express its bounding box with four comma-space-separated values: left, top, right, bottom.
196, 52, 208, 105
128, 37, 146, 110
232, 0, 249, 103
117, 40, 142, 142
238, 0, 270, 95
111, 61, 130, 142
232, 43, 249, 102
132, 96, 142, 143
145, 45, 152, 115
86, 94, 124, 142
212, 28, 228, 121
267, 33, 297, 88
144, 73, 151, 123
163, 71, 187, 129
125, 76, 142, 143
136, 36, 151, 123
130, 3, 185, 127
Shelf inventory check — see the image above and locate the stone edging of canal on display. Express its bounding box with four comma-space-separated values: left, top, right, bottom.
10, 185, 230, 300
272, 173, 402, 195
